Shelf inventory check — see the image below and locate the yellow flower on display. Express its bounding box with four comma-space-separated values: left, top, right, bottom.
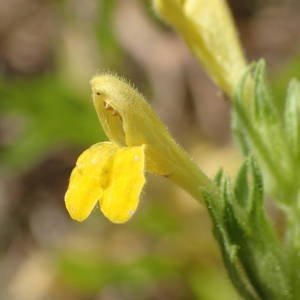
65, 74, 214, 224
153, 0, 247, 97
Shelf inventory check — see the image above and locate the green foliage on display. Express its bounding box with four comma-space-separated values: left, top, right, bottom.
0, 74, 104, 170
232, 61, 300, 205
206, 60, 300, 299
205, 158, 291, 299
284, 79, 300, 159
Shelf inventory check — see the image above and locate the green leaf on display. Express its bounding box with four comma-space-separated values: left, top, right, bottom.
252, 60, 276, 125
248, 157, 263, 217
214, 168, 224, 187
206, 159, 292, 299
234, 161, 249, 208
284, 79, 300, 158
232, 60, 292, 202
203, 178, 259, 300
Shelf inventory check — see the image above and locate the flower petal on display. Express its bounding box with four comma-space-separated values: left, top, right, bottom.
65, 142, 118, 221
100, 145, 145, 223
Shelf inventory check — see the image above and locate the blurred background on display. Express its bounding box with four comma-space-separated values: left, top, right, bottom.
1, 0, 300, 299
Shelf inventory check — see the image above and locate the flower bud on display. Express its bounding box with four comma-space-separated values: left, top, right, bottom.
153, 0, 247, 97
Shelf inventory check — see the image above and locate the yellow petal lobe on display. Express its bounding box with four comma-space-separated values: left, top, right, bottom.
65, 142, 118, 221
100, 145, 145, 224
